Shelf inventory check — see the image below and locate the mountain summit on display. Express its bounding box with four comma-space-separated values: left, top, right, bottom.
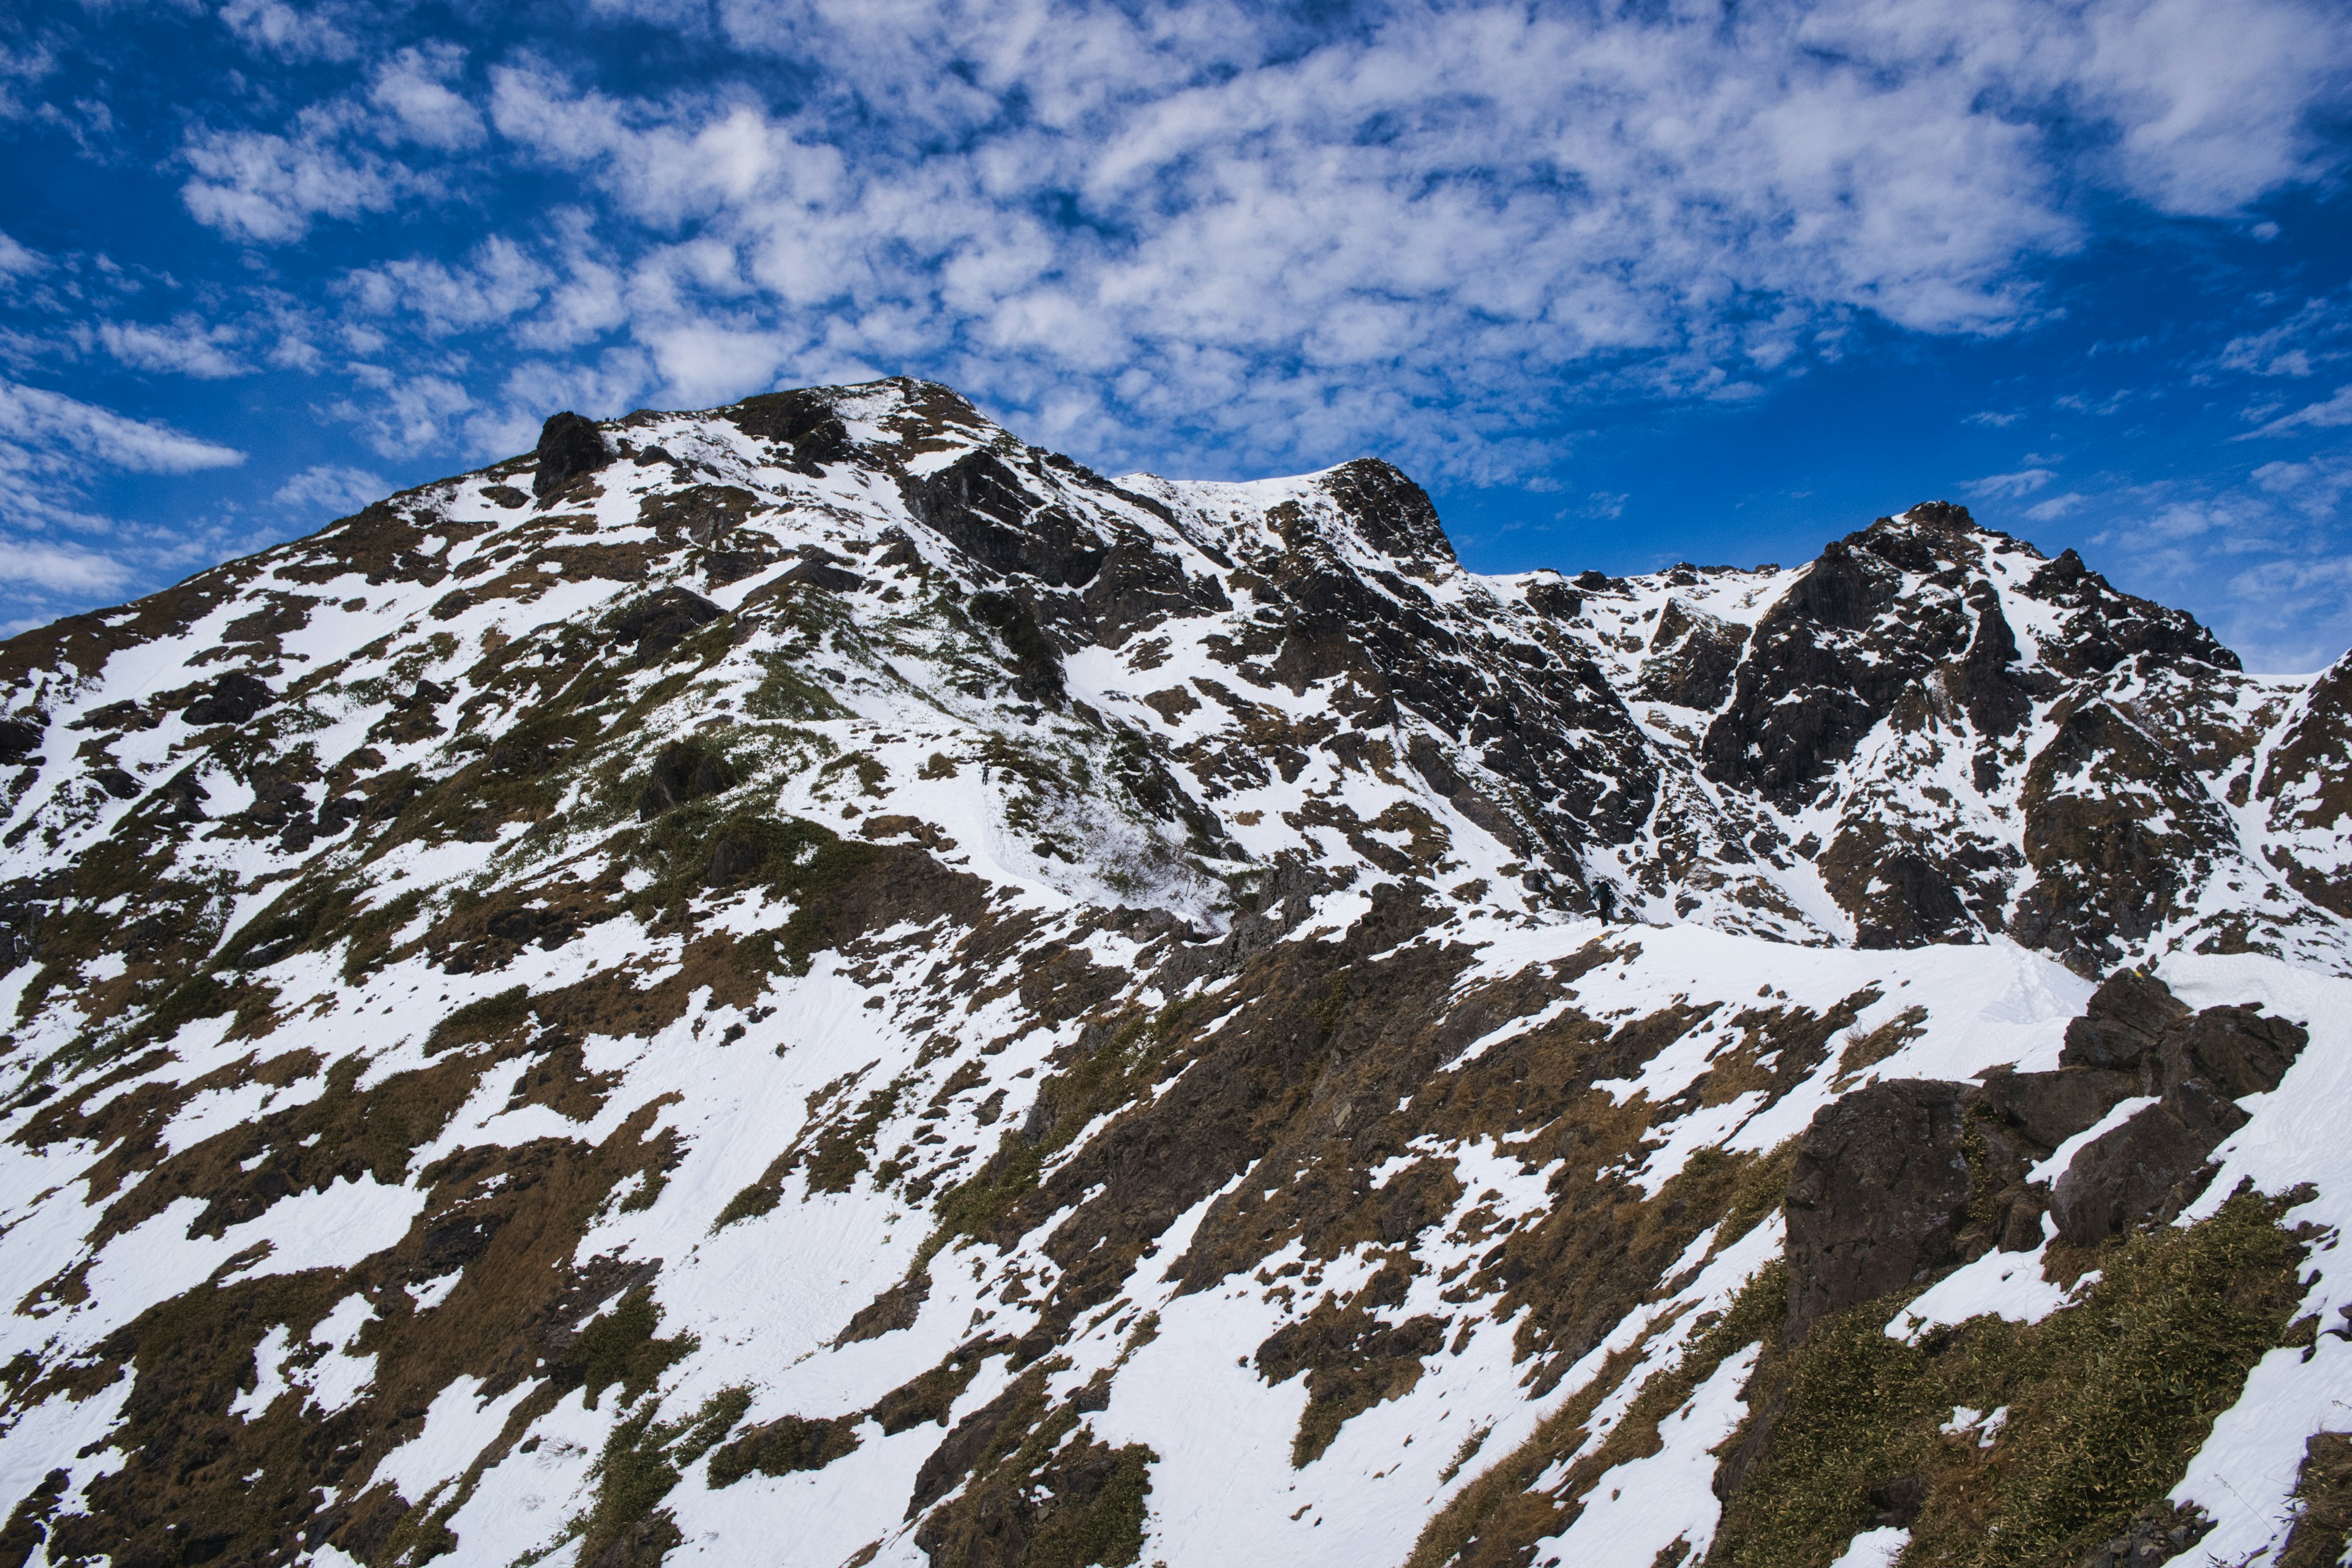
0, 379, 2345, 1568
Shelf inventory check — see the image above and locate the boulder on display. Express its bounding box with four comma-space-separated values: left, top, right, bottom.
1784, 1079, 1979, 1338
183, 671, 275, 728
531, 411, 611, 501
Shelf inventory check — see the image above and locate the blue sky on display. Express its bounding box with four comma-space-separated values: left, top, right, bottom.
3, 1, 2351, 669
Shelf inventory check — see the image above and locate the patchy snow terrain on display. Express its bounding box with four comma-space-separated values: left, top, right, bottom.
0, 379, 2345, 1568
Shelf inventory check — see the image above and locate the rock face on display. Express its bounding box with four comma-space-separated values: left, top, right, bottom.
0, 378, 2342, 1568
1785, 973, 2308, 1339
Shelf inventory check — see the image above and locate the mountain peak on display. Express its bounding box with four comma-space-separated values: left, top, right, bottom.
0, 382, 2342, 1568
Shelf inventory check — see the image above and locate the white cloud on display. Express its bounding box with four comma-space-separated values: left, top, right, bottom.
0, 36, 58, 121
179, 101, 420, 243
2025, 492, 2088, 521
0, 380, 246, 473
342, 236, 551, 336
0, 231, 42, 279
370, 43, 484, 150
2247, 385, 2352, 437
332, 370, 474, 458
1965, 468, 2057, 499
273, 463, 388, 516
219, 0, 370, 63
0, 540, 132, 594
92, 315, 251, 379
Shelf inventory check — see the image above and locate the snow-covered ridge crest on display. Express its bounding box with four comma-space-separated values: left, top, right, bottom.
0, 379, 2345, 1568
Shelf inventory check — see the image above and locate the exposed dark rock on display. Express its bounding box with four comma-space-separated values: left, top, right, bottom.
1955, 586, 2032, 739
904, 450, 1109, 589
1700, 532, 1948, 808
728, 388, 852, 472
641, 484, 756, 546
1785, 1079, 1986, 1339
704, 831, 766, 886
779, 558, 865, 594
532, 411, 612, 501
0, 718, 41, 765
2049, 1094, 2230, 1245
1081, 543, 1228, 648
1319, 459, 1455, 567
2024, 550, 2242, 678
91, 767, 140, 801
1525, 578, 1581, 619
2060, 970, 2192, 1074
2070, 1503, 2214, 1568
1846, 852, 1970, 950
635, 742, 739, 820
2048, 978, 2307, 1245
968, 590, 1065, 704
614, 586, 723, 665
1977, 1065, 2140, 1150
1635, 598, 1749, 710
702, 551, 768, 587
2011, 702, 2239, 974
183, 671, 274, 727
2258, 648, 2352, 916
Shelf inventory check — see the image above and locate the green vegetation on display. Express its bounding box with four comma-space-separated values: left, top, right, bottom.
925, 1003, 1191, 1261
570, 1292, 698, 1411
1711, 1187, 2312, 1568
707, 1414, 864, 1487
576, 1387, 750, 1567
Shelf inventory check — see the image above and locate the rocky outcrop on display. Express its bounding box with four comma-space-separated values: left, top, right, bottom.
2049, 976, 2308, 1244
1785, 972, 2307, 1336
532, 409, 612, 501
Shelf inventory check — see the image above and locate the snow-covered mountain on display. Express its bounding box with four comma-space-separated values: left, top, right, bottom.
0, 379, 2346, 1568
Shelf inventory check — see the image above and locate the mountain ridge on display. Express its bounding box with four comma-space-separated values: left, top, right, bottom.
0, 377, 2345, 1568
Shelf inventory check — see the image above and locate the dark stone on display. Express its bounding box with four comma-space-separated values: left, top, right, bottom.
1080, 543, 1228, 648
1320, 458, 1455, 564
1978, 1066, 2140, 1149
1784, 1079, 1978, 1339
703, 551, 767, 587
1573, 569, 1612, 590
1635, 599, 1749, 711
780, 559, 865, 594
613, 586, 723, 665
1868, 1473, 1930, 1528
531, 411, 612, 501
636, 447, 674, 466
0, 718, 42, 765
1850, 853, 1969, 949
429, 590, 473, 622
2070, 1503, 2213, 1568
481, 484, 529, 509
1525, 579, 1581, 619
183, 672, 274, 727
2051, 1096, 2232, 1246
1955, 590, 2032, 738
635, 742, 739, 820
2158, 1005, 2307, 1098
903, 450, 1109, 589
153, 766, 211, 823
727, 388, 851, 472
705, 832, 766, 886
641, 484, 756, 546
968, 591, 1064, 704
92, 767, 141, 801
2060, 971, 2192, 1072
